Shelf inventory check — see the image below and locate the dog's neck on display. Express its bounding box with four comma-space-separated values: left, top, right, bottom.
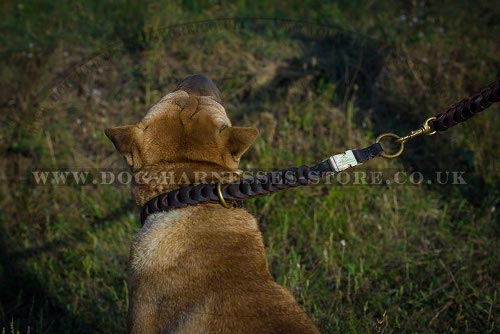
132, 161, 242, 206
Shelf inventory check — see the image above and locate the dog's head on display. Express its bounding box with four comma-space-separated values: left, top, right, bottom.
105, 74, 259, 173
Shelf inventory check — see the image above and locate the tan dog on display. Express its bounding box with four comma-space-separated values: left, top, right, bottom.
105, 74, 319, 333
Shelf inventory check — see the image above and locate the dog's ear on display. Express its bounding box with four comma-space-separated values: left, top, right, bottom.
104, 125, 139, 167
228, 127, 259, 161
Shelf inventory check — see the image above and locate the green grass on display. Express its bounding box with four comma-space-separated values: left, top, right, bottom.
1, 0, 499, 333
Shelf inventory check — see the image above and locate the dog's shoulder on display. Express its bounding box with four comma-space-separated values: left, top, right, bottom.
129, 205, 260, 274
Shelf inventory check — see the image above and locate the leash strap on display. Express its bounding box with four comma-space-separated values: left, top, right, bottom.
432, 79, 499, 132
377, 79, 500, 158
140, 143, 383, 225
139, 79, 500, 224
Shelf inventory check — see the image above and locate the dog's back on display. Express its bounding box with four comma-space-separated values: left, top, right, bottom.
127, 204, 319, 333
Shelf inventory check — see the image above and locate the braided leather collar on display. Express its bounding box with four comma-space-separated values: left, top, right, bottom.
140, 143, 383, 225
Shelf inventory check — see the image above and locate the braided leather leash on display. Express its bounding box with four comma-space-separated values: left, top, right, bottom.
377, 79, 500, 158
432, 79, 500, 131
140, 143, 383, 225
140, 79, 499, 225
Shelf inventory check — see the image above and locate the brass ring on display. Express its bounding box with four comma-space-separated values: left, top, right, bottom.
216, 182, 231, 208
376, 133, 405, 159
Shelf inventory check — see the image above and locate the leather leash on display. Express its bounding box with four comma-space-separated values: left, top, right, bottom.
140, 79, 499, 225
376, 79, 499, 158
433, 79, 499, 132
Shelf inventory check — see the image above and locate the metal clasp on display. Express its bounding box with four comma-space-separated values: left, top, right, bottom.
395, 116, 437, 144
327, 150, 358, 172
376, 117, 436, 159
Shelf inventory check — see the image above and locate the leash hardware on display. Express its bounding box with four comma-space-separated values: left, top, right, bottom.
396, 117, 437, 144
376, 117, 436, 159
216, 182, 231, 208
327, 150, 359, 172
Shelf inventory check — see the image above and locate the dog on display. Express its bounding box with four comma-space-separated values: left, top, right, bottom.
105, 74, 319, 333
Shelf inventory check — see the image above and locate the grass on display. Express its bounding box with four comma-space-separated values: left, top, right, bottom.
0, 0, 499, 333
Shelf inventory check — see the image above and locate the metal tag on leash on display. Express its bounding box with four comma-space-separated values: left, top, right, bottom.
327, 150, 359, 172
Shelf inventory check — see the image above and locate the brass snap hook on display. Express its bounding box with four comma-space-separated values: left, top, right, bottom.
395, 117, 437, 144
376, 117, 437, 159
